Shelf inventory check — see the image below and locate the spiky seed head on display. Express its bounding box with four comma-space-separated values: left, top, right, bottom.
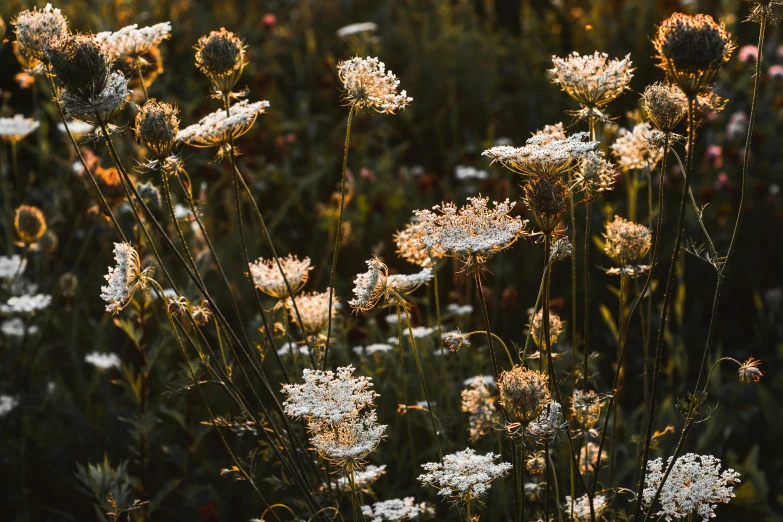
12, 4, 68, 65
528, 309, 564, 348
498, 365, 551, 426
603, 215, 652, 269
738, 357, 762, 383
14, 205, 46, 244
135, 99, 180, 159
522, 173, 570, 234
194, 28, 247, 94
653, 13, 735, 95
47, 34, 113, 103
642, 82, 688, 132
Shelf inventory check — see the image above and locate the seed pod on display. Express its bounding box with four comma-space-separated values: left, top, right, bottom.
15, 205, 47, 244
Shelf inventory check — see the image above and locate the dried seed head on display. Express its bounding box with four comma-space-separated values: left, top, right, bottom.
135, 99, 180, 159
522, 173, 570, 234
498, 365, 551, 426
738, 357, 762, 383
100, 242, 153, 314
603, 215, 652, 273
746, 0, 782, 24
574, 151, 616, 193
528, 308, 564, 348
611, 122, 663, 171
195, 28, 247, 94
14, 205, 46, 244
12, 3, 68, 65
191, 300, 212, 326
58, 71, 130, 127
525, 451, 546, 475
642, 82, 688, 132
571, 389, 602, 429
653, 13, 735, 95
59, 272, 79, 298
47, 34, 112, 103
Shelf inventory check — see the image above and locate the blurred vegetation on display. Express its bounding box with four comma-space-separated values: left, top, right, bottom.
1, 0, 782, 520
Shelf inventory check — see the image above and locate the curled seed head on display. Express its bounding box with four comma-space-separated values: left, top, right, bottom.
498, 365, 551, 426
195, 28, 247, 94
642, 82, 688, 132
135, 99, 180, 159
47, 34, 113, 102
738, 357, 762, 384
603, 215, 652, 267
14, 205, 47, 244
522, 174, 570, 234
12, 4, 68, 64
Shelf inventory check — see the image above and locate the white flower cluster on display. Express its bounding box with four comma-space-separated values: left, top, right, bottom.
386, 267, 433, 293
249, 254, 311, 299
176, 100, 270, 148
336, 22, 378, 38
95, 22, 172, 59
276, 342, 311, 357
447, 303, 473, 316
57, 120, 94, 137
60, 72, 130, 126
0, 255, 26, 280
454, 165, 488, 181
414, 196, 527, 262
12, 3, 68, 63
565, 493, 607, 521
388, 326, 435, 345
361, 497, 430, 521
461, 378, 499, 441
337, 57, 412, 113
483, 131, 598, 177
611, 122, 663, 170
332, 464, 387, 492
286, 290, 336, 334
353, 343, 394, 356
348, 257, 385, 311
85, 352, 121, 370
1, 294, 52, 314
100, 242, 149, 314
281, 365, 378, 423
0, 115, 40, 142
463, 375, 495, 387
2, 318, 39, 338
0, 394, 20, 417
419, 448, 511, 504
527, 401, 566, 441
310, 410, 386, 465
642, 453, 740, 521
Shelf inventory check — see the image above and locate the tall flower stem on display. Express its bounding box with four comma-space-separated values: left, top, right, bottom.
432, 267, 452, 429
632, 97, 696, 521
323, 104, 356, 369
583, 114, 597, 388
591, 134, 670, 497
609, 273, 628, 487
396, 305, 416, 474
135, 60, 148, 101
348, 469, 366, 522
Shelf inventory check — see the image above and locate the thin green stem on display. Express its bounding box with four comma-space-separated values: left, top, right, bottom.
433, 267, 452, 430
583, 201, 592, 390
396, 305, 416, 474
136, 60, 149, 101
463, 331, 514, 368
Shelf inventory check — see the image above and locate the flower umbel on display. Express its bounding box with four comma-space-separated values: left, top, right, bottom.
100, 242, 153, 314
418, 448, 511, 505
483, 130, 598, 177
249, 254, 312, 299
337, 56, 412, 113
281, 365, 378, 423
603, 215, 652, 275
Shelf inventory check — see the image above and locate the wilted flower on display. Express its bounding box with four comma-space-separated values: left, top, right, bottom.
603, 215, 652, 275
135, 99, 180, 160
0, 115, 40, 143
746, 0, 782, 23
414, 196, 528, 267
12, 3, 68, 67
738, 357, 762, 383
612, 122, 664, 170
361, 497, 430, 522
281, 365, 378, 423
528, 308, 564, 348
419, 448, 511, 506
286, 290, 337, 334
14, 205, 46, 245
190, 301, 212, 326
337, 56, 412, 113
249, 254, 311, 299
573, 151, 616, 193
176, 99, 269, 149
525, 451, 546, 475
443, 329, 470, 352
653, 13, 735, 96
550, 51, 634, 120
498, 365, 551, 426
642, 453, 740, 521
642, 82, 688, 132
100, 242, 153, 314
483, 131, 598, 177
95, 22, 171, 61
195, 28, 247, 95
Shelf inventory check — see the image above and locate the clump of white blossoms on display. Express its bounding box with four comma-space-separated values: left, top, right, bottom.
611, 122, 664, 171
483, 130, 598, 177
348, 257, 433, 312
447, 303, 473, 316
565, 493, 607, 521
388, 326, 435, 345
2, 318, 39, 338
353, 343, 394, 356
100, 242, 153, 314
0, 115, 40, 143
603, 215, 652, 276
84, 352, 121, 370
549, 51, 634, 121
332, 464, 386, 492
281, 365, 378, 423
12, 3, 68, 67
336, 22, 378, 39
0, 394, 20, 417
176, 99, 270, 149
337, 56, 412, 113
361, 497, 431, 521
414, 196, 528, 267
419, 448, 511, 509
0, 255, 26, 280
285, 290, 337, 334
309, 410, 386, 469
249, 254, 312, 298
642, 453, 740, 521
95, 22, 172, 60
1, 293, 52, 315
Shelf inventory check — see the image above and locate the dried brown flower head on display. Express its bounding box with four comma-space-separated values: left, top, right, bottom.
642, 82, 688, 132
528, 308, 564, 348
14, 205, 47, 245
738, 357, 762, 383
579, 442, 606, 474
195, 28, 247, 95
571, 389, 602, 429
12, 4, 68, 66
653, 13, 735, 95
611, 122, 664, 171
191, 300, 212, 326
135, 99, 180, 160
498, 365, 551, 426
574, 151, 616, 193
522, 173, 571, 234
603, 215, 652, 275
745, 0, 782, 23
47, 34, 113, 103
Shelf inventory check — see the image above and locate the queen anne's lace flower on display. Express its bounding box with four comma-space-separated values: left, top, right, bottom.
12, 3, 68, 66
337, 22, 379, 39
527, 401, 567, 442
1, 293, 52, 314
549, 51, 634, 120
414, 196, 527, 266
612, 122, 664, 170
394, 220, 442, 268
603, 215, 652, 276
573, 151, 616, 193
59, 72, 130, 127
361, 497, 430, 521
578, 442, 606, 474
249, 254, 312, 298
286, 290, 337, 333
447, 303, 473, 316
528, 308, 564, 347
419, 448, 512, 504
100, 242, 152, 314
310, 410, 386, 469
0, 394, 20, 417
642, 453, 740, 521
332, 464, 387, 492
277, 342, 311, 357
0, 115, 39, 143
176, 100, 270, 148
337, 56, 412, 113
483, 131, 598, 177
95, 22, 172, 60
353, 343, 394, 356
388, 326, 435, 345
0, 255, 26, 280
387, 268, 433, 293
84, 352, 121, 369
281, 365, 378, 423
348, 258, 432, 311
2, 318, 39, 338
461, 379, 499, 441
565, 493, 607, 521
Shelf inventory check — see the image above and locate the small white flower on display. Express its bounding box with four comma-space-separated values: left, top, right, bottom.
565, 493, 607, 521
388, 326, 435, 345
95, 22, 172, 60
176, 100, 270, 148
57, 120, 94, 137
1, 318, 39, 338
463, 375, 496, 387
419, 448, 512, 504
0, 255, 27, 280
361, 496, 430, 521
85, 351, 121, 370
454, 165, 488, 181
336, 22, 378, 38
353, 343, 394, 355
1, 294, 52, 314
337, 56, 412, 113
0, 115, 40, 142
100, 242, 152, 314
446, 303, 473, 316
0, 395, 20, 417
281, 365, 378, 423
276, 342, 311, 357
